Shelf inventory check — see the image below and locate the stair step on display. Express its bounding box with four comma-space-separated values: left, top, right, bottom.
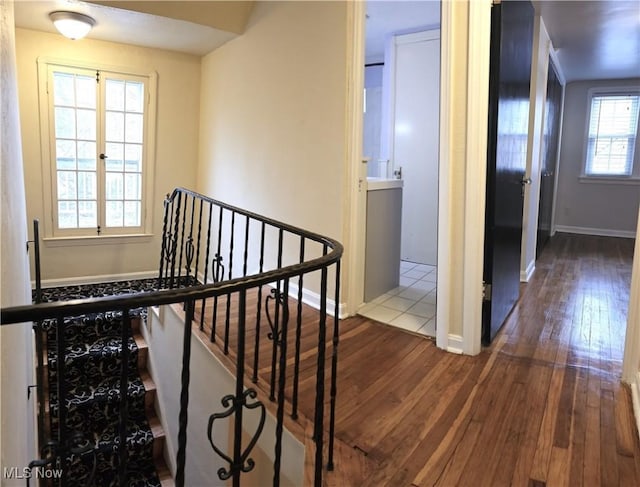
148, 414, 165, 462
140, 368, 157, 412
134, 332, 148, 370
155, 459, 174, 487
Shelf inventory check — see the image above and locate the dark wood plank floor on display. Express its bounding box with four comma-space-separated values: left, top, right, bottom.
194, 233, 640, 486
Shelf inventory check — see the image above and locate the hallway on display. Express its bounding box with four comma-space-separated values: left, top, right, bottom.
322, 233, 639, 486
194, 232, 639, 485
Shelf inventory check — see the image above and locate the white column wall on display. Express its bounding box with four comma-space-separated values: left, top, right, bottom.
1, 0, 36, 481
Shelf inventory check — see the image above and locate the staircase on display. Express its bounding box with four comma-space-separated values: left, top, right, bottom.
5, 188, 344, 486
40, 279, 172, 486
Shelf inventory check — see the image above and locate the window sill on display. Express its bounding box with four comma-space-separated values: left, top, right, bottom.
578, 176, 640, 186
43, 233, 154, 248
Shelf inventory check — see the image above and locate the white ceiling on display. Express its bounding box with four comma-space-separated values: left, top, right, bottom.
13, 1, 640, 81
534, 0, 640, 82
365, 0, 440, 63
365, 0, 639, 82
13, 0, 237, 56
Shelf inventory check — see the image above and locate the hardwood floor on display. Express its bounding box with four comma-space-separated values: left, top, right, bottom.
195, 233, 639, 486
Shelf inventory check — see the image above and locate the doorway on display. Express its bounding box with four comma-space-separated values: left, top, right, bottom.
358, 1, 441, 338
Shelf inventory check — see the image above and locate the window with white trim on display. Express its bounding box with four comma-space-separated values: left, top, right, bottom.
584, 91, 639, 177
40, 61, 156, 237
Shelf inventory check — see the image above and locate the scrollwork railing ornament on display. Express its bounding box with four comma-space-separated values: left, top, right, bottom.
185, 237, 194, 277
265, 288, 285, 343
212, 253, 225, 283
163, 237, 174, 265
207, 389, 266, 482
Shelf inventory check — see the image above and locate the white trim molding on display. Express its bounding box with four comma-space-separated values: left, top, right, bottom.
446, 334, 464, 355
632, 373, 640, 443
267, 282, 347, 320
520, 261, 535, 283
461, 0, 491, 356
435, 0, 453, 353
554, 225, 636, 239
622, 210, 640, 441
343, 0, 366, 317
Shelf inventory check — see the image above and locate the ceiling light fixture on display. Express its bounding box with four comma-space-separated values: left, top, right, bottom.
49, 11, 95, 40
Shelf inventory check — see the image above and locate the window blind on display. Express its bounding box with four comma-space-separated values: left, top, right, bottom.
585, 94, 639, 176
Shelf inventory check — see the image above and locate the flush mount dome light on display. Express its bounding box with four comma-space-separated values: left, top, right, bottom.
49, 11, 95, 40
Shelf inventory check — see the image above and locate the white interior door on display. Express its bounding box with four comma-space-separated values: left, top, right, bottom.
392, 30, 440, 265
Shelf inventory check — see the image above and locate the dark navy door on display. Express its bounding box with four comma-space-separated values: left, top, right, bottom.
482, 0, 534, 345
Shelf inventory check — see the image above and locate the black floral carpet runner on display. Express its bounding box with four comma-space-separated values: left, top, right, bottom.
40, 278, 161, 486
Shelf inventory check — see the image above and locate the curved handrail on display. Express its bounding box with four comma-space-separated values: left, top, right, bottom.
166, 187, 340, 247
1, 239, 342, 326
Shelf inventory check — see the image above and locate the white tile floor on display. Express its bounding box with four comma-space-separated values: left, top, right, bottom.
359, 261, 437, 337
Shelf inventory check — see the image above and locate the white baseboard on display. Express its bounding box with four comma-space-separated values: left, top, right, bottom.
447, 334, 464, 354
38, 270, 158, 289
196, 270, 348, 318
267, 281, 347, 319
632, 372, 640, 444
520, 260, 535, 282
554, 225, 636, 239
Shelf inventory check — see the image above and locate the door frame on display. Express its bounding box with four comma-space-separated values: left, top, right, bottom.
548, 47, 567, 238
623, 210, 640, 440
343, 0, 492, 355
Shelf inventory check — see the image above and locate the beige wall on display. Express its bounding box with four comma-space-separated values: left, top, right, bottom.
198, 1, 347, 291
15, 29, 200, 281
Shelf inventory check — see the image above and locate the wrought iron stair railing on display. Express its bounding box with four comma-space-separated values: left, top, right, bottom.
2, 188, 343, 487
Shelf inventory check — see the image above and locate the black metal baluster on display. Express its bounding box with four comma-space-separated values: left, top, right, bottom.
327, 260, 341, 470
169, 193, 182, 289
164, 195, 176, 289
291, 237, 305, 420
211, 206, 224, 343
215, 207, 224, 281
56, 316, 68, 487
32, 220, 46, 450
242, 216, 250, 277
313, 258, 329, 487
252, 222, 266, 383
224, 211, 235, 355
118, 310, 132, 485
273, 278, 290, 487
158, 193, 171, 288
194, 199, 204, 280
269, 229, 284, 401
34, 321, 46, 449
176, 299, 194, 487
188, 198, 202, 286
200, 202, 213, 332
33, 219, 42, 302
231, 289, 247, 487
268, 288, 280, 402
269, 228, 284, 401
176, 194, 191, 286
